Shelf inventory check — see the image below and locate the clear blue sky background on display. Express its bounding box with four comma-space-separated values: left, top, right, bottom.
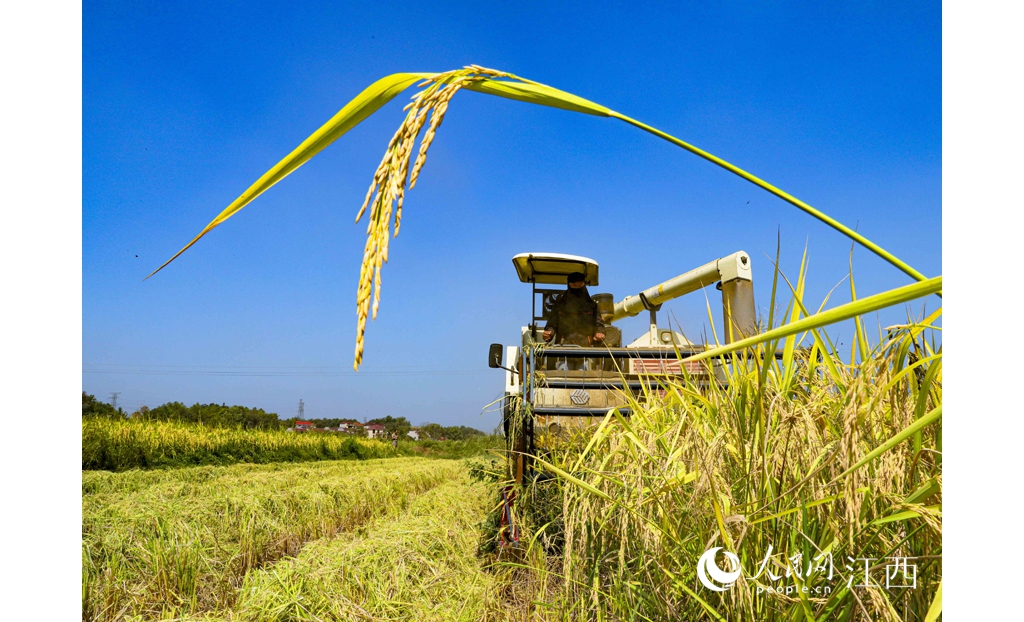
83, 1, 941, 430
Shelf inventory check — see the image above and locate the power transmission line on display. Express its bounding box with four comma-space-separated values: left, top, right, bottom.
109, 392, 120, 410
82, 365, 489, 378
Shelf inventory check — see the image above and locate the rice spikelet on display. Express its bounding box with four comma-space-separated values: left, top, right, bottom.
352, 66, 510, 369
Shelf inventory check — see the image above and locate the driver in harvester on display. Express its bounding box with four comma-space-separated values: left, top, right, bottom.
542, 272, 605, 369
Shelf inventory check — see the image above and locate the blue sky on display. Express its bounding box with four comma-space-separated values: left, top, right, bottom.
83, 1, 941, 430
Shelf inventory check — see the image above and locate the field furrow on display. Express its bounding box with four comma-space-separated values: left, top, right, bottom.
83, 458, 463, 621
228, 473, 496, 622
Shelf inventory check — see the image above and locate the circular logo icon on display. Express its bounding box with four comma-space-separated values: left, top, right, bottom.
697, 547, 742, 591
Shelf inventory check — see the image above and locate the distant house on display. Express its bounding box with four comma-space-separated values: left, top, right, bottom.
294, 421, 314, 432
365, 424, 386, 439
345, 422, 364, 434
407, 430, 420, 441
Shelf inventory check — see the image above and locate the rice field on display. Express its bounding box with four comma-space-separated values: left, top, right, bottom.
109, 93, 943, 616
82, 419, 397, 471
82, 418, 497, 471
99, 62, 942, 622
497, 298, 942, 620
83, 282, 941, 622
231, 476, 498, 621
83, 458, 477, 620
82, 292, 941, 622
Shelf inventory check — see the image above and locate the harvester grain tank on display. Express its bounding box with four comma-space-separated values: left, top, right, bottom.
488, 251, 758, 485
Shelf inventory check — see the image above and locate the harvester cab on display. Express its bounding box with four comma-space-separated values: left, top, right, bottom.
489, 251, 758, 485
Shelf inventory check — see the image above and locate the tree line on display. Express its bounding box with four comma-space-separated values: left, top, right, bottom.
82, 393, 489, 438
83, 392, 280, 428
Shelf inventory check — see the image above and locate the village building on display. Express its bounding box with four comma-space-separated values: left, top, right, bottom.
345, 422, 364, 434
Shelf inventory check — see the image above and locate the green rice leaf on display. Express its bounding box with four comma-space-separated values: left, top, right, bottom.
870, 505, 941, 526
608, 110, 931, 284
749, 493, 843, 525
571, 408, 617, 472
154, 67, 932, 296
924, 580, 942, 622
675, 581, 728, 622
464, 78, 611, 116
905, 478, 941, 505
849, 246, 870, 363
148, 72, 429, 278
781, 245, 809, 391
684, 276, 942, 365
531, 454, 613, 502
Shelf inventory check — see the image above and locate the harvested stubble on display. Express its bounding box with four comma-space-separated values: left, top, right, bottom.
82, 457, 461, 621
232, 472, 497, 621
396, 436, 503, 460
82, 418, 396, 471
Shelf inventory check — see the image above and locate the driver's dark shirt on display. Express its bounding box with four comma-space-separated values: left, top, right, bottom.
544, 289, 605, 345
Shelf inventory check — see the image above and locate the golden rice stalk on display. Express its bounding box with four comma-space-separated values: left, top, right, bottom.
351, 66, 511, 368
151, 65, 933, 371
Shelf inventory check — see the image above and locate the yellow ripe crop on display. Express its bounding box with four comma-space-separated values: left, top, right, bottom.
82, 419, 397, 470
82, 458, 464, 620
234, 474, 498, 620
501, 284, 942, 621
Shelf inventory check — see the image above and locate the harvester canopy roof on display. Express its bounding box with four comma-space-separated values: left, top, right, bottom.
512, 253, 599, 285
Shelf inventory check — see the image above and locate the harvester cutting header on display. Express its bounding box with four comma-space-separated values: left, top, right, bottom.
489, 251, 759, 484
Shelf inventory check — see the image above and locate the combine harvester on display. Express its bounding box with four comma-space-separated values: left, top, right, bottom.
487, 251, 761, 490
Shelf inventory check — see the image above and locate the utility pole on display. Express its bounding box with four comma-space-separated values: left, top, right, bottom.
109, 392, 121, 411
298, 399, 304, 420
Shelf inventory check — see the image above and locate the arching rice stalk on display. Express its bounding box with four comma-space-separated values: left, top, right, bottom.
148, 65, 934, 371
352, 65, 511, 368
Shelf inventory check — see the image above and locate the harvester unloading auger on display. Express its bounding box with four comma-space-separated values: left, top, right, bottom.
487, 251, 764, 488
